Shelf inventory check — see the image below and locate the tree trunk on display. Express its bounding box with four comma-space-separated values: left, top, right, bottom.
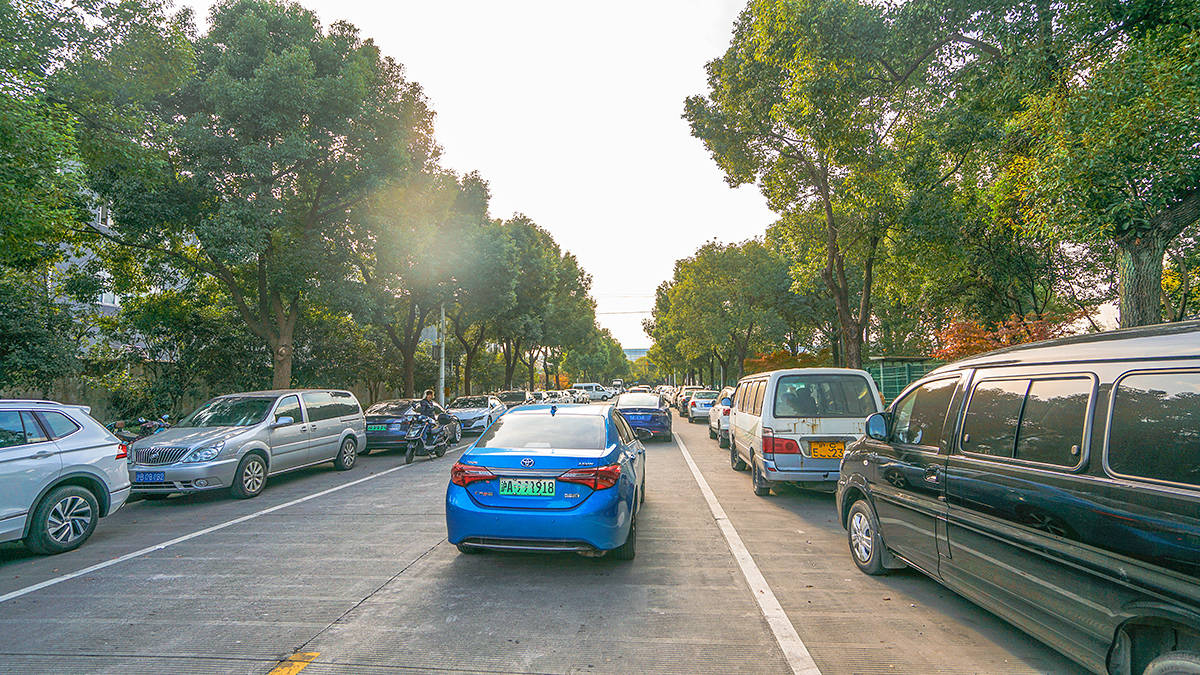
271, 340, 293, 389
1117, 238, 1167, 327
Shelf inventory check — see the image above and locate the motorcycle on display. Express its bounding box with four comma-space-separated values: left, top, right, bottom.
403, 412, 462, 465
106, 414, 172, 443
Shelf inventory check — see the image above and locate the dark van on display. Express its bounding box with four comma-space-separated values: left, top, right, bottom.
836, 321, 1200, 675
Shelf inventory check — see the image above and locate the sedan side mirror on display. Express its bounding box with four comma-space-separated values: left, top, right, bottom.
720, 397, 732, 407
866, 412, 889, 441
272, 416, 294, 427
634, 428, 652, 441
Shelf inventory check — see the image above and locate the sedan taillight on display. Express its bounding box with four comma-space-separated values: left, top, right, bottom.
558, 464, 621, 490
450, 461, 495, 486
722, 407, 730, 416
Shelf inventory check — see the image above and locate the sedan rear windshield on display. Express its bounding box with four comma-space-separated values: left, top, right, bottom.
617, 394, 661, 408
366, 401, 413, 416
498, 392, 527, 403
773, 375, 876, 418
691, 391, 718, 400
179, 397, 273, 427
477, 415, 607, 450
449, 397, 487, 409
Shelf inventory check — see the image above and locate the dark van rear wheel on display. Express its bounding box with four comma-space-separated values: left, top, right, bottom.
1143, 651, 1200, 675
847, 500, 888, 576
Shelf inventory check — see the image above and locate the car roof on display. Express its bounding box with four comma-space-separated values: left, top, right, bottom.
215, 389, 351, 398
506, 404, 610, 418
930, 320, 1200, 374
738, 368, 872, 380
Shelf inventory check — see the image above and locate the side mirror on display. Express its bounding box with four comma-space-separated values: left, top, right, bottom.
866, 412, 889, 441
634, 428, 652, 441
720, 397, 732, 407
272, 416, 294, 427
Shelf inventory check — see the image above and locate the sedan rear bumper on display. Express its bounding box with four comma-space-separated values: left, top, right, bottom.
446, 484, 631, 552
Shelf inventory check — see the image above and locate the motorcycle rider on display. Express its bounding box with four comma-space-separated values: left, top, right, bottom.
416, 389, 440, 444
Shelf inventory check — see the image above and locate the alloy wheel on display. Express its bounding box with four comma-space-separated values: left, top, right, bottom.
850, 511, 873, 563
46, 495, 93, 545
243, 458, 265, 493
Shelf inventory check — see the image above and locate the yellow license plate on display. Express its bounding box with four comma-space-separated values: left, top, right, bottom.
810, 441, 844, 459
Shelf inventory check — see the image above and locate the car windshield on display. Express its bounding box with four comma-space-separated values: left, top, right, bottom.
178, 397, 273, 428
366, 400, 413, 416
617, 394, 661, 408
498, 392, 527, 403
477, 414, 607, 450
449, 397, 487, 409
692, 391, 718, 400
774, 374, 876, 417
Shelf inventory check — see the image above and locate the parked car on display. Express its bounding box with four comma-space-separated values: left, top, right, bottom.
674, 386, 703, 411
571, 382, 613, 401
730, 369, 882, 496
364, 398, 463, 459
446, 404, 647, 559
0, 400, 131, 555
627, 385, 653, 394
684, 389, 719, 422
708, 386, 736, 447
447, 395, 506, 434
128, 389, 364, 500
496, 390, 534, 408
568, 389, 591, 404
614, 392, 672, 441
836, 321, 1200, 675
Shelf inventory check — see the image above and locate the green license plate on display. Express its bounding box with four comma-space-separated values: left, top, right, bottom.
367, 424, 387, 431
498, 478, 555, 497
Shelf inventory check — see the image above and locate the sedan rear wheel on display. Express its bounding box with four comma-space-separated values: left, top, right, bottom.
25, 486, 99, 555
847, 500, 887, 575
609, 514, 637, 560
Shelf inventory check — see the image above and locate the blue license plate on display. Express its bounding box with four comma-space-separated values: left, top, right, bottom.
136, 471, 165, 482
628, 414, 649, 421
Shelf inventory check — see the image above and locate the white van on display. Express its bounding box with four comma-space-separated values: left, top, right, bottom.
729, 368, 883, 496
570, 383, 613, 401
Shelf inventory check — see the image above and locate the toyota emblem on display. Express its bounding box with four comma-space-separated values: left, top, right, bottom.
521, 458, 534, 468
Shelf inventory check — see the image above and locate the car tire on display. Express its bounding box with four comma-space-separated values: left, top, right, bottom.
334, 437, 357, 471
456, 543, 483, 555
730, 443, 747, 471
847, 499, 888, 576
231, 454, 268, 499
719, 432, 729, 449
640, 479, 646, 504
752, 455, 771, 496
25, 485, 100, 555
452, 422, 462, 444
709, 427, 717, 438
1144, 652, 1200, 675
610, 514, 636, 560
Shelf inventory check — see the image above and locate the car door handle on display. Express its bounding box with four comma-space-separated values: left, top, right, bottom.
32, 450, 54, 459
924, 468, 941, 483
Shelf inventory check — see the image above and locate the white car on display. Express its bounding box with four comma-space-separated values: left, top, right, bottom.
567, 389, 591, 404
708, 386, 736, 447
0, 399, 132, 554
570, 382, 613, 401
684, 390, 719, 421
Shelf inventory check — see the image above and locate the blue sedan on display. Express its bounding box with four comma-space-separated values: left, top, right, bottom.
614, 392, 672, 441
446, 404, 647, 559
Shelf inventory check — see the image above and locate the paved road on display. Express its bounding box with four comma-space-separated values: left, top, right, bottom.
0, 413, 1083, 674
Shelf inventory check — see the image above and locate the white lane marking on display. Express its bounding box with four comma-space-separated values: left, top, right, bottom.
675, 435, 821, 675
0, 444, 470, 605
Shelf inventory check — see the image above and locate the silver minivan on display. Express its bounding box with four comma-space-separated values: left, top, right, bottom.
128, 389, 365, 499
729, 369, 883, 495
0, 400, 132, 554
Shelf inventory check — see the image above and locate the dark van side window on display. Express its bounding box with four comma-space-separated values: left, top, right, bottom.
962, 376, 1092, 467
1109, 370, 1200, 489
891, 378, 957, 450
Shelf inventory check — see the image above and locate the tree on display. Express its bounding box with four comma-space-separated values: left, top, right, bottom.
494, 217, 559, 389
447, 216, 517, 395
1005, 10, 1200, 326
77, 0, 435, 387
0, 269, 80, 395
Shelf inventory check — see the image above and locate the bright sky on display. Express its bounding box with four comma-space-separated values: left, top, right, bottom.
186, 0, 777, 348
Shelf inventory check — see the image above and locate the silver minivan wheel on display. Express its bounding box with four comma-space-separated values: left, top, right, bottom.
231, 454, 267, 499
334, 437, 357, 471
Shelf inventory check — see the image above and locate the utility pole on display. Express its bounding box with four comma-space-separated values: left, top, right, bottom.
437, 303, 446, 406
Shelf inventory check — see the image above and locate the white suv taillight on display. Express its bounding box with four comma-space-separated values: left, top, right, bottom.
116, 443, 128, 460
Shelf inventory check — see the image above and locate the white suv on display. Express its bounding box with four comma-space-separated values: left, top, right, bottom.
570, 383, 613, 401
0, 400, 131, 554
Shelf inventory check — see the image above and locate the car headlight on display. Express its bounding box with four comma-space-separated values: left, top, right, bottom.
183, 442, 224, 463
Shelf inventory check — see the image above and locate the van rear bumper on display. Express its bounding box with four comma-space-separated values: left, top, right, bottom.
761, 459, 840, 484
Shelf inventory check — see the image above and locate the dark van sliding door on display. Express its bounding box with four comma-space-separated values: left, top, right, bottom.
942, 373, 1102, 670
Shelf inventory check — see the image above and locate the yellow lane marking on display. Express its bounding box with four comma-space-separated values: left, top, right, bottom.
267, 652, 320, 675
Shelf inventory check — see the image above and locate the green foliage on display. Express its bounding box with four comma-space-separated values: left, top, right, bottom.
0, 269, 80, 394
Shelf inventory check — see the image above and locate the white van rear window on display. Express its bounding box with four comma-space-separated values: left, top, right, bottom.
773, 375, 875, 418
